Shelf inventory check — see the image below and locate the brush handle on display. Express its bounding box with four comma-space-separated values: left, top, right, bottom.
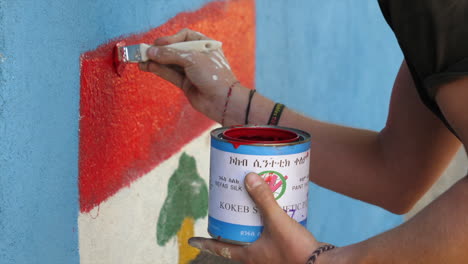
165, 40, 222, 52
138, 44, 151, 62
141, 40, 222, 60
122, 40, 222, 63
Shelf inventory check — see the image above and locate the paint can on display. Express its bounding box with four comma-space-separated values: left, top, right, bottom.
208, 125, 311, 245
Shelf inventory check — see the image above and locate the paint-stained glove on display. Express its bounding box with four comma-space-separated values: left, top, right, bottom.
139, 28, 239, 123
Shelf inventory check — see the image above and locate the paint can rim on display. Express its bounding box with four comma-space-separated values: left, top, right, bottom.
211, 125, 311, 147
222, 126, 300, 144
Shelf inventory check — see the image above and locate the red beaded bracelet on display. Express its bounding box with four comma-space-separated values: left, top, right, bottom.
221, 81, 240, 126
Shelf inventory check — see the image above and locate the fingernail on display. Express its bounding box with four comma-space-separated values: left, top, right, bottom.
188, 237, 203, 249
148, 47, 158, 57
245, 172, 262, 189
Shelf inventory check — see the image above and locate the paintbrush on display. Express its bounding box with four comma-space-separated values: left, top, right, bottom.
114, 40, 222, 76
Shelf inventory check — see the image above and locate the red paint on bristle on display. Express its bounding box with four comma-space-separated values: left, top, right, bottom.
79, 0, 255, 213
114, 41, 127, 77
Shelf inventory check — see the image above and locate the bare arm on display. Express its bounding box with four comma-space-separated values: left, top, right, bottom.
142, 29, 467, 263
187, 74, 468, 264
189, 76, 468, 264
140, 29, 459, 213
224, 61, 460, 213
320, 76, 468, 264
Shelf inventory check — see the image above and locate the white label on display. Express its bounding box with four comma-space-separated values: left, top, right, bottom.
209, 147, 310, 226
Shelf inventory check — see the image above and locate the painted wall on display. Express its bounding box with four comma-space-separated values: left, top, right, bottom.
78, 1, 255, 263
1, 0, 411, 263
0, 1, 215, 263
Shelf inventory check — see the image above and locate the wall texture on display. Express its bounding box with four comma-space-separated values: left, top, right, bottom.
0, 0, 215, 263
78, 1, 254, 263
5, 0, 463, 263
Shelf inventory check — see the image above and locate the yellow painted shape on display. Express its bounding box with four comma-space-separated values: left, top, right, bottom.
177, 217, 200, 264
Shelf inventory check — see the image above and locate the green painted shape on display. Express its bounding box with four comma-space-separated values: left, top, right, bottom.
157, 152, 208, 246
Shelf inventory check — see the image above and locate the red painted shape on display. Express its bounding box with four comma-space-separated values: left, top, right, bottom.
79, 0, 255, 213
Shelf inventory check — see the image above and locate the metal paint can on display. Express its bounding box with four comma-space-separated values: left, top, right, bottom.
208, 125, 311, 245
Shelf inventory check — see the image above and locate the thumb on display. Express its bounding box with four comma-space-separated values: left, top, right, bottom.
146, 46, 194, 67
188, 237, 245, 262
244, 172, 283, 220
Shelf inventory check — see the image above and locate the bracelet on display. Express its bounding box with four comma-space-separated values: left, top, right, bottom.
221, 81, 240, 126
244, 89, 256, 124
306, 244, 336, 264
267, 103, 285, 126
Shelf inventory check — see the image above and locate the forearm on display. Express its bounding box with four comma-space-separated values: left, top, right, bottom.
142, 35, 403, 211
279, 109, 390, 210
222, 85, 394, 211
221, 65, 460, 213
221, 84, 275, 126
321, 175, 468, 264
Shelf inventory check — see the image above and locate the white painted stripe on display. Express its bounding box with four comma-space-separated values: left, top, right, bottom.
79, 126, 217, 264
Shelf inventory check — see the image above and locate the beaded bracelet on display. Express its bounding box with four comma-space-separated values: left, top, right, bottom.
267, 103, 285, 126
244, 89, 256, 124
221, 81, 240, 126
306, 244, 336, 264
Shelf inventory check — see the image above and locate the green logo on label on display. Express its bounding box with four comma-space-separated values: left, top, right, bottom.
258, 170, 288, 200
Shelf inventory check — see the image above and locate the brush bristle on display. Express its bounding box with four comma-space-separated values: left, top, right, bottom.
113, 42, 127, 77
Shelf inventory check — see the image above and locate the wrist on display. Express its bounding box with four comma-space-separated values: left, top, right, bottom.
220, 81, 240, 126
194, 81, 243, 124
210, 83, 277, 126
221, 83, 251, 126
306, 243, 337, 264
316, 244, 369, 264
244, 89, 276, 125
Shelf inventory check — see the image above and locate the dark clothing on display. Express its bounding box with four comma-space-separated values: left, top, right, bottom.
378, 0, 468, 136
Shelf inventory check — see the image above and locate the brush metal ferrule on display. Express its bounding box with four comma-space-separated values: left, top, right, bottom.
118, 44, 151, 63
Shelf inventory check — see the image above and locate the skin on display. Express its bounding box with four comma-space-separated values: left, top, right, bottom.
139, 28, 468, 263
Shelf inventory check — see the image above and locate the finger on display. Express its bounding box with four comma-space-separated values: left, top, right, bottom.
138, 62, 185, 88
145, 46, 195, 67
139, 61, 184, 75
154, 28, 211, 45
188, 237, 246, 262
244, 172, 284, 220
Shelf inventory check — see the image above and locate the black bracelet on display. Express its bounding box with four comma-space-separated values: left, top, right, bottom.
306, 244, 336, 264
267, 103, 285, 126
245, 89, 256, 124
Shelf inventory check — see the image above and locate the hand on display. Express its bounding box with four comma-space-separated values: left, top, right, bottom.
139, 28, 239, 122
188, 173, 322, 264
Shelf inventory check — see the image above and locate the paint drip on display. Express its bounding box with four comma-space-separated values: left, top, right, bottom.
208, 125, 311, 245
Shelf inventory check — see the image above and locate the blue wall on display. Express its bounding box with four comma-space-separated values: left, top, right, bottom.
256, 0, 404, 245
0, 1, 212, 263
0, 0, 403, 262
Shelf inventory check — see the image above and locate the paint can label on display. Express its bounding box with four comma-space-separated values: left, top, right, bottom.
208, 126, 310, 244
